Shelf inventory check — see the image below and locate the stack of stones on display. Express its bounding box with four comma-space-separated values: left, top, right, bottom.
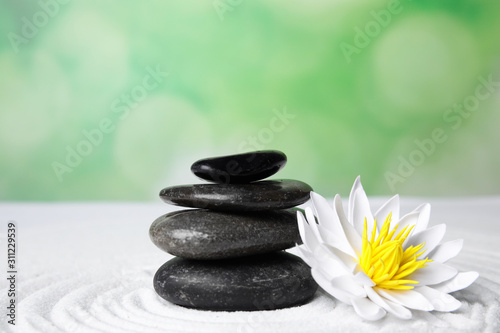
149, 150, 318, 311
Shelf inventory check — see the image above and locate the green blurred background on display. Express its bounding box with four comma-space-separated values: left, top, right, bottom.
1, 0, 499, 201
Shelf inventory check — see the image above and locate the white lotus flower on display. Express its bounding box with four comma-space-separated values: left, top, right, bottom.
296, 176, 478, 321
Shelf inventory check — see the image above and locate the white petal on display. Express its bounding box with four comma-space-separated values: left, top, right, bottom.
432, 271, 479, 293
352, 187, 375, 236
301, 242, 349, 279
320, 243, 358, 272
374, 194, 400, 231
415, 286, 462, 312
353, 271, 376, 287
409, 262, 458, 285
311, 192, 356, 257
376, 288, 433, 311
365, 285, 412, 319
311, 268, 352, 304
351, 297, 386, 321
397, 211, 419, 243
334, 194, 362, 255
297, 211, 319, 252
406, 224, 446, 254
399, 204, 431, 246
296, 245, 316, 268
318, 228, 357, 260
311, 192, 343, 235
305, 207, 324, 243
312, 246, 349, 279
411, 203, 431, 234
348, 175, 362, 222
331, 275, 366, 298
316, 261, 348, 280
428, 239, 463, 263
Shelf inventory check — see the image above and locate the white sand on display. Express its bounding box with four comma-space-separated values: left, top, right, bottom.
0, 198, 499, 333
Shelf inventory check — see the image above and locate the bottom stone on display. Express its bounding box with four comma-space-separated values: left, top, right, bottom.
153, 251, 318, 311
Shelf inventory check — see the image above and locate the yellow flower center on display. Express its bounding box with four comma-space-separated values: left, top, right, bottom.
359, 213, 432, 290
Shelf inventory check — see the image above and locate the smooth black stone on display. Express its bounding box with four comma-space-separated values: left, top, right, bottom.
159, 179, 312, 211
153, 252, 318, 311
191, 150, 287, 184
150, 209, 300, 259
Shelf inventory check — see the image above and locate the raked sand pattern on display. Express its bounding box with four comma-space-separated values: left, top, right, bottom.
1, 199, 499, 332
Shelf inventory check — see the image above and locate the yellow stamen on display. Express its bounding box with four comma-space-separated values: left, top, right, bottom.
370, 218, 377, 244
357, 213, 432, 290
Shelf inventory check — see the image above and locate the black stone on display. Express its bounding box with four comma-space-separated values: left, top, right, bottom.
190, 150, 287, 184
159, 179, 312, 211
150, 209, 300, 259
153, 252, 318, 311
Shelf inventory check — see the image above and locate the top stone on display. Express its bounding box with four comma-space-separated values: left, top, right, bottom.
191, 150, 287, 184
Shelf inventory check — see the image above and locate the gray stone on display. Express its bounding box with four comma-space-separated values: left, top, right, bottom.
153, 251, 318, 311
159, 179, 312, 211
149, 208, 300, 259
191, 150, 287, 184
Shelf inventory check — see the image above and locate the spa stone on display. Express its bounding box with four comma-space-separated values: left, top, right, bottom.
153, 251, 318, 311
191, 150, 287, 184
159, 179, 312, 211
149, 208, 300, 259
